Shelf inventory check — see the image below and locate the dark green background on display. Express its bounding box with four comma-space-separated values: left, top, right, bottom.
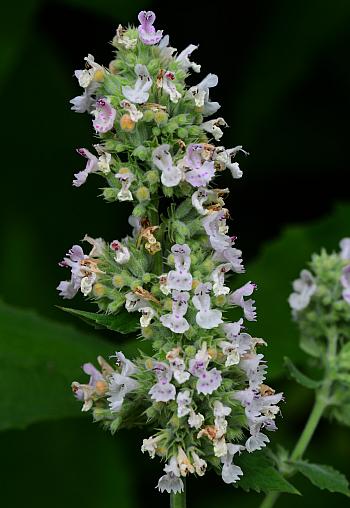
1, 1, 350, 506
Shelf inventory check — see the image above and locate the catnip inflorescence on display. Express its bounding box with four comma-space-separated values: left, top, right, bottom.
58, 10, 282, 496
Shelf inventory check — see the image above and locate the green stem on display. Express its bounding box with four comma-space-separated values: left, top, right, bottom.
148, 197, 163, 275
170, 480, 186, 508
259, 328, 338, 508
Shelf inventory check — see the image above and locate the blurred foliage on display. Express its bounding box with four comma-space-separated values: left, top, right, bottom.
0, 0, 349, 507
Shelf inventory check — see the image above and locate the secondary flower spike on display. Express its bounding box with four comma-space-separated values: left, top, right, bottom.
59, 9, 282, 498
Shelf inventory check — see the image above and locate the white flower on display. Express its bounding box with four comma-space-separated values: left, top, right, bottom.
115, 24, 137, 49
176, 44, 201, 73
158, 71, 181, 103
122, 64, 152, 104
213, 145, 248, 177
188, 74, 220, 116
75, 54, 104, 88
191, 188, 210, 215
80, 273, 96, 296
188, 409, 204, 429
152, 144, 182, 187
220, 341, 240, 366
115, 171, 134, 201
107, 372, 139, 412
177, 447, 195, 476
176, 390, 192, 417
120, 99, 143, 122
213, 400, 232, 418
70, 82, 99, 113
141, 435, 162, 459
94, 144, 112, 174
212, 263, 231, 296
110, 240, 130, 264
229, 281, 257, 321
192, 282, 223, 329
140, 306, 155, 327
201, 117, 228, 140
82, 234, 106, 257
125, 292, 147, 312
191, 451, 207, 476
158, 274, 171, 295
288, 269, 316, 311
214, 436, 227, 457
157, 457, 184, 494
221, 444, 244, 484
160, 290, 190, 334
245, 432, 270, 452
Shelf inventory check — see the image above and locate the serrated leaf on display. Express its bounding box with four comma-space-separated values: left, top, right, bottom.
284, 357, 321, 389
293, 460, 350, 496
0, 300, 113, 431
59, 306, 140, 334
235, 451, 300, 494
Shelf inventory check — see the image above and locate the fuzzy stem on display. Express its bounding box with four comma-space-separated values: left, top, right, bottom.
170, 481, 186, 508
259, 328, 338, 508
148, 197, 163, 275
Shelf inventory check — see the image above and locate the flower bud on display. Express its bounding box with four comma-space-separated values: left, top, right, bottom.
104, 140, 126, 152
133, 204, 146, 217
143, 110, 155, 122
112, 274, 126, 288
93, 283, 106, 298
145, 170, 159, 185
142, 326, 154, 339
103, 188, 118, 201
120, 113, 135, 132
136, 186, 150, 202
132, 145, 149, 160
154, 111, 168, 126
184, 345, 196, 357
177, 127, 188, 139
142, 273, 152, 284
152, 126, 161, 136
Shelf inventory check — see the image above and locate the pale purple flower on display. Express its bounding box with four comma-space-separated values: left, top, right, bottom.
214, 244, 245, 273
160, 290, 190, 334
73, 148, 98, 187
340, 238, 350, 260
229, 281, 257, 321
171, 357, 190, 384
188, 74, 220, 116
214, 400, 232, 418
73, 362, 104, 404
108, 372, 139, 412
341, 265, 350, 303
176, 390, 192, 417
137, 10, 163, 45
245, 431, 270, 453
239, 354, 267, 389
152, 144, 182, 187
158, 35, 177, 60
157, 457, 184, 494
288, 269, 316, 311
167, 244, 192, 291
57, 244, 90, 299
122, 64, 152, 104
185, 160, 215, 188
189, 343, 222, 394
188, 409, 204, 429
149, 362, 176, 402
220, 444, 244, 484
70, 81, 99, 113
159, 71, 181, 103
92, 98, 116, 133
201, 117, 228, 140
128, 215, 142, 237
196, 368, 222, 394
176, 44, 200, 73
202, 210, 231, 252
223, 319, 244, 339
192, 283, 223, 329
111, 351, 138, 377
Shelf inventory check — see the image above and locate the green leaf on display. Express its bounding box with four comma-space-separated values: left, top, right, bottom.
236, 451, 300, 494
293, 460, 350, 496
284, 357, 321, 389
0, 299, 114, 431
59, 307, 140, 334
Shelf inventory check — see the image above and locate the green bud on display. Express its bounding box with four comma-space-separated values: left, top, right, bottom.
107, 297, 124, 313
184, 345, 196, 357
165, 120, 178, 133
136, 186, 150, 202
177, 114, 188, 125
132, 145, 149, 161
188, 125, 202, 136
130, 279, 143, 291
103, 188, 118, 201
145, 170, 159, 185
104, 140, 126, 152
154, 111, 169, 126
177, 127, 188, 139
163, 186, 174, 197
152, 126, 161, 136
125, 52, 136, 65
142, 273, 152, 284
143, 110, 155, 122
133, 204, 146, 217
148, 59, 161, 74
110, 416, 122, 435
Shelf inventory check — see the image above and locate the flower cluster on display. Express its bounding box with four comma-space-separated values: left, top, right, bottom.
60, 10, 282, 494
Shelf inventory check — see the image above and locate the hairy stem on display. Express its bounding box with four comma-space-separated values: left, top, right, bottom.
149, 197, 163, 275
259, 328, 338, 508
170, 481, 186, 508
